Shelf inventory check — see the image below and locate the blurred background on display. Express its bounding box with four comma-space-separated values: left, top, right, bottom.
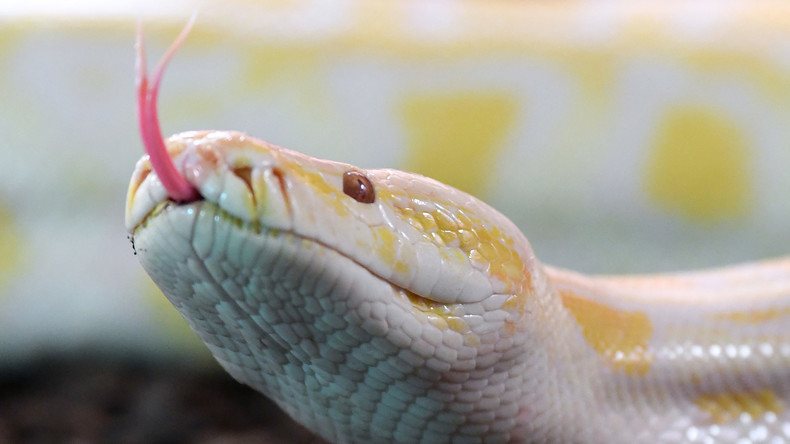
0, 0, 789, 442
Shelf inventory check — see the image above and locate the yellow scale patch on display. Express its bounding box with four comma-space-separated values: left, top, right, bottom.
376, 190, 530, 336
399, 92, 518, 197
695, 389, 785, 424
402, 290, 472, 336
401, 289, 516, 344
392, 199, 528, 296
560, 290, 653, 375
715, 306, 790, 324
282, 160, 349, 217
374, 226, 410, 275
644, 105, 753, 223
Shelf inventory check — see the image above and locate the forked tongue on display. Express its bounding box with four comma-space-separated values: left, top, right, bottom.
136, 17, 200, 202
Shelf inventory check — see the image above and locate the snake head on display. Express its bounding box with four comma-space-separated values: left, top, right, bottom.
127, 20, 543, 443
127, 130, 542, 441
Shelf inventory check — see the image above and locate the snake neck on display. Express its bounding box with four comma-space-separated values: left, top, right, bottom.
541, 263, 790, 442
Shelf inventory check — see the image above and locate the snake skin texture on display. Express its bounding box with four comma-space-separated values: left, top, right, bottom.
126, 130, 790, 444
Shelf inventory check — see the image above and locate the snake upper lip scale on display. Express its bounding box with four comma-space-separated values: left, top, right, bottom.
127, 22, 790, 444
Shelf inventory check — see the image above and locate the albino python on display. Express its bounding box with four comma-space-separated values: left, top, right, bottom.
126, 22, 790, 444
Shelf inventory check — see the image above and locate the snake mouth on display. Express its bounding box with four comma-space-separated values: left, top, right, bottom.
132, 23, 302, 237
125, 130, 301, 235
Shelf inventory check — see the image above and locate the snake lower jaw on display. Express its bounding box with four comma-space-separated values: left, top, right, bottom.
132, 200, 535, 443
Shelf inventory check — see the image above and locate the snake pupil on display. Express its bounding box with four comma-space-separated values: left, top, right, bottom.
343, 170, 375, 204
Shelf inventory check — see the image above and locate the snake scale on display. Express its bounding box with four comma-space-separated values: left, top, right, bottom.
126, 21, 790, 444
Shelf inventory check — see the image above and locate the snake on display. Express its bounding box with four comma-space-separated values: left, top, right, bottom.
126, 21, 790, 444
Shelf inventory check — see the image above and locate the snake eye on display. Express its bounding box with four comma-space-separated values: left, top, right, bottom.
343, 170, 375, 204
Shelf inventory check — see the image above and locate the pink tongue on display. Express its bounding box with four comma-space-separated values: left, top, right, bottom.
135, 18, 200, 202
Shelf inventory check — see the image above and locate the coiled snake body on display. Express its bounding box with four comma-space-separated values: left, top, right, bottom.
126, 23, 790, 444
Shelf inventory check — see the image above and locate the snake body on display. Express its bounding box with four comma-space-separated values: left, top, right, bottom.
127, 24, 790, 444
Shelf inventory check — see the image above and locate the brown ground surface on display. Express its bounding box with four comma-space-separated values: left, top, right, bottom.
0, 353, 328, 444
